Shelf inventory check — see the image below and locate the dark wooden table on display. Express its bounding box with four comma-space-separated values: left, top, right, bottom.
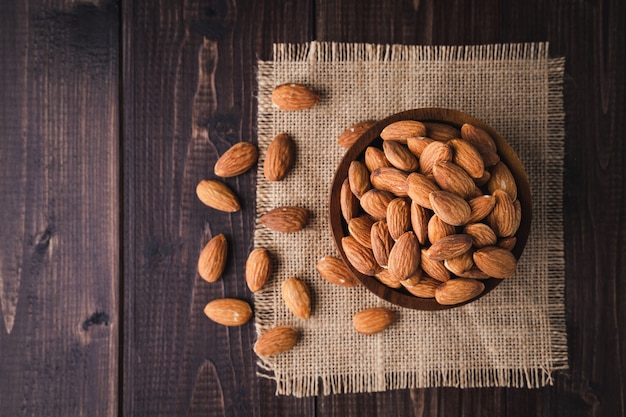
1, 0, 624, 416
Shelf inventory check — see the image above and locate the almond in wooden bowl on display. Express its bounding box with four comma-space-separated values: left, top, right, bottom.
329, 108, 532, 310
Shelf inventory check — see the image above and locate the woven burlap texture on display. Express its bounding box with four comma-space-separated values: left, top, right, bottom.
254, 41, 567, 397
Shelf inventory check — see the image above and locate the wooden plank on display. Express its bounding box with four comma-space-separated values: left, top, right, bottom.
315, 0, 626, 416
0, 0, 119, 416
122, 1, 315, 415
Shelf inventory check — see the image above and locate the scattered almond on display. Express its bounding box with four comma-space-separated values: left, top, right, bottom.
214, 142, 258, 178
204, 298, 252, 326
198, 234, 228, 283
264, 133, 295, 181
245, 249, 272, 292
271, 83, 319, 110
196, 180, 241, 212
254, 326, 299, 356
282, 278, 311, 319
261, 206, 308, 232
353, 307, 397, 335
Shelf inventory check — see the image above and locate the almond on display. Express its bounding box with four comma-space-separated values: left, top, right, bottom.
353, 307, 397, 335
254, 326, 299, 356
444, 251, 474, 276
464, 223, 498, 248
404, 275, 440, 298
387, 231, 421, 281
498, 236, 517, 251
448, 138, 485, 179
420, 248, 450, 282
213, 142, 258, 178
380, 120, 426, 142
487, 161, 517, 201
426, 234, 472, 261
429, 191, 471, 226
342, 236, 381, 276
460, 123, 497, 151
424, 122, 461, 141
427, 214, 455, 244
245, 248, 272, 292
370, 221, 394, 267
435, 278, 485, 305
407, 172, 440, 209
340, 178, 359, 222
383, 140, 419, 171
360, 189, 394, 220
281, 278, 311, 319
473, 246, 517, 278
399, 270, 422, 288
513, 199, 522, 235
196, 180, 241, 212
203, 298, 252, 326
432, 161, 477, 199
338, 120, 377, 148
467, 195, 496, 223
316, 256, 359, 287
348, 160, 371, 199
375, 269, 402, 288
260, 206, 308, 232
487, 190, 517, 237
456, 267, 490, 279
264, 133, 295, 181
386, 198, 411, 240
198, 234, 228, 283
460, 124, 500, 167
410, 201, 430, 245
370, 167, 409, 197
364, 146, 392, 172
419, 141, 453, 175
474, 170, 491, 186
348, 215, 375, 248
271, 83, 319, 110
406, 136, 434, 157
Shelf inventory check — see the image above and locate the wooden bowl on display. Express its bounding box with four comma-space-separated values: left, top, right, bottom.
329, 108, 532, 310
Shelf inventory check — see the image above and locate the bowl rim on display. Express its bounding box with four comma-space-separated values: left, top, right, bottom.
329, 107, 532, 310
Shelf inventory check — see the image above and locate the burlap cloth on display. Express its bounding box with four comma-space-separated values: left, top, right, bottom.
254, 41, 567, 397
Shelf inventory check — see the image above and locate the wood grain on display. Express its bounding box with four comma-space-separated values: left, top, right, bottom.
122, 0, 313, 416
0, 0, 624, 415
0, 0, 119, 416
